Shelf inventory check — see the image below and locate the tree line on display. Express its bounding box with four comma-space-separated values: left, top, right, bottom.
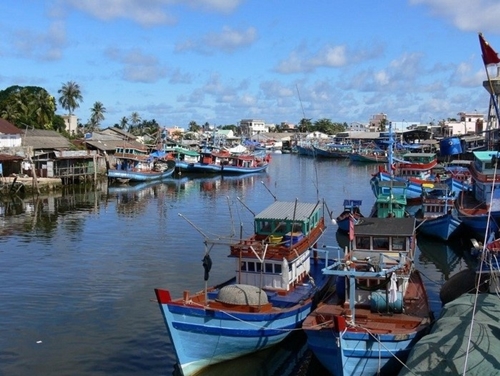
0, 82, 348, 139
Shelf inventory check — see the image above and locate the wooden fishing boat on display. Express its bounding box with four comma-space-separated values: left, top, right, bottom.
107, 148, 176, 182
369, 180, 409, 218
336, 199, 364, 233
455, 151, 500, 238
154, 200, 331, 376
313, 144, 351, 158
303, 217, 433, 376
414, 182, 461, 241
179, 149, 270, 174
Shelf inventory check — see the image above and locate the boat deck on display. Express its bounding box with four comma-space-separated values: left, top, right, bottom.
303, 270, 432, 334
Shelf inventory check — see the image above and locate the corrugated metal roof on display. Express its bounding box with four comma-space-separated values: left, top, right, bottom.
354, 217, 415, 237
22, 129, 73, 149
255, 201, 319, 221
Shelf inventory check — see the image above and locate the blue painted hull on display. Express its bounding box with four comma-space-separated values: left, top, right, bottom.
417, 213, 461, 241
371, 172, 467, 200
107, 161, 175, 182
155, 259, 331, 376
177, 162, 268, 175
307, 328, 421, 376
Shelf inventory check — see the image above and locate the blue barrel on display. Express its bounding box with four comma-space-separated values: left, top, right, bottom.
283, 232, 304, 247
370, 291, 403, 313
439, 137, 462, 156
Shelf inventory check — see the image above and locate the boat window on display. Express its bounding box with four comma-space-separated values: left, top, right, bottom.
240, 261, 247, 271
256, 263, 262, 272
248, 262, 255, 272
392, 237, 405, 250
373, 237, 390, 250
265, 263, 273, 273
274, 264, 282, 274
356, 236, 370, 249
260, 221, 272, 233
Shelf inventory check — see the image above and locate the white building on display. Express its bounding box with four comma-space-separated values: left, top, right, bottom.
240, 119, 269, 136
347, 122, 370, 131
0, 118, 23, 148
61, 114, 78, 136
443, 112, 484, 136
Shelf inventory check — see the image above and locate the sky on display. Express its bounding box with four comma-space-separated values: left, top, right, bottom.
2, 0, 500, 130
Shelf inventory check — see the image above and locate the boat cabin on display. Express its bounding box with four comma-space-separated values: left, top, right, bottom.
401, 152, 437, 164
351, 217, 415, 261
231, 201, 323, 292
420, 182, 454, 218
372, 181, 408, 218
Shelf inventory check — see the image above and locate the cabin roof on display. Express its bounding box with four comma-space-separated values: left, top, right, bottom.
255, 201, 319, 222
354, 217, 415, 237
377, 180, 407, 188
473, 151, 498, 162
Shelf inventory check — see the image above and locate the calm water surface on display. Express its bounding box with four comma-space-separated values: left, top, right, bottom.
0, 155, 474, 376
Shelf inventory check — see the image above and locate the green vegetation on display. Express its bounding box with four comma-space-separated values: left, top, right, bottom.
0, 83, 349, 138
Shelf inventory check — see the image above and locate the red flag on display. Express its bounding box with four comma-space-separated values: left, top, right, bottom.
479, 33, 500, 66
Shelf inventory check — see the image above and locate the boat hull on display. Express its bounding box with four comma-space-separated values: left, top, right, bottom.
417, 213, 461, 241
156, 259, 331, 376
107, 161, 175, 182
304, 269, 432, 376
177, 162, 268, 175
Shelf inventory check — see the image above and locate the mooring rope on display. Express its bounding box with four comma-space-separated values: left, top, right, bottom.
346, 321, 418, 375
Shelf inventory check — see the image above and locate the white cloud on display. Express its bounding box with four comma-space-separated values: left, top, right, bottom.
175, 26, 257, 54
13, 20, 67, 61
60, 0, 244, 27
105, 47, 167, 83
410, 0, 500, 33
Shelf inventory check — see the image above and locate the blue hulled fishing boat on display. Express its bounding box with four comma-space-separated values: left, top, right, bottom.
303, 217, 433, 376
154, 200, 331, 376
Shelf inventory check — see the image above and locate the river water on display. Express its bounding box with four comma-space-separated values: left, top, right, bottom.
0, 154, 474, 376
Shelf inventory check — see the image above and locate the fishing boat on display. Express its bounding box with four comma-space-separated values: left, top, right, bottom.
107, 147, 176, 183
454, 151, 500, 239
349, 149, 388, 163
178, 149, 270, 174
414, 182, 461, 241
154, 200, 331, 376
303, 217, 433, 376
313, 144, 351, 158
336, 199, 364, 232
165, 146, 200, 173
369, 180, 409, 218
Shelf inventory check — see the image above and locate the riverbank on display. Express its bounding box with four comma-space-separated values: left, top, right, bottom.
1, 176, 64, 194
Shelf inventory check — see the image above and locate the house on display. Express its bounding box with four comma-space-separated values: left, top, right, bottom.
22, 129, 98, 182
240, 119, 269, 136
61, 114, 78, 136
0, 119, 24, 176
0, 118, 23, 148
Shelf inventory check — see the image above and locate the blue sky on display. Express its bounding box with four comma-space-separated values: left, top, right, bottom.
1, 0, 500, 129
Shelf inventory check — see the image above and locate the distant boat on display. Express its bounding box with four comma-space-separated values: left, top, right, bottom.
178, 149, 270, 174
313, 144, 351, 158
107, 148, 175, 182
154, 200, 332, 376
349, 149, 388, 163
303, 217, 433, 376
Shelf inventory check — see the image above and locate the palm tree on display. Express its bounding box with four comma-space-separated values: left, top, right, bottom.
119, 116, 128, 130
30, 90, 56, 129
58, 81, 83, 115
129, 111, 141, 134
90, 101, 106, 129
